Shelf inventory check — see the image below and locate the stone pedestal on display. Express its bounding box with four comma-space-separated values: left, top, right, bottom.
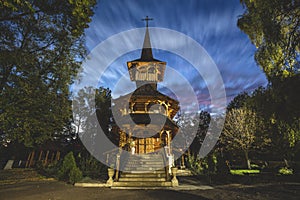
171, 167, 178, 187
106, 168, 114, 186
4, 160, 14, 170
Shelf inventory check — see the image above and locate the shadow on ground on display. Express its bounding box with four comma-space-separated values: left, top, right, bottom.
0, 169, 300, 200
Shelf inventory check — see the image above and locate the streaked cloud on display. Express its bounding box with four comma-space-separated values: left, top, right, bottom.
79, 0, 268, 113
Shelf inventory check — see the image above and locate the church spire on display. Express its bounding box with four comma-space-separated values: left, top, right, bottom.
127, 17, 166, 86
141, 16, 154, 61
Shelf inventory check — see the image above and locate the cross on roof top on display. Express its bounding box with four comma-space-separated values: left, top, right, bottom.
142, 16, 153, 27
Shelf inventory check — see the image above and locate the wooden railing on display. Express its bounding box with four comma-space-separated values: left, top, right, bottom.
162, 147, 170, 181
103, 147, 120, 181
103, 147, 131, 181
115, 149, 129, 181
103, 147, 119, 166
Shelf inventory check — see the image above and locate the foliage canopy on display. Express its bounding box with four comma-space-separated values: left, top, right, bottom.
238, 0, 300, 80
0, 0, 96, 146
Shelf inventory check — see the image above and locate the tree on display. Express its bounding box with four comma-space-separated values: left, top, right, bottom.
227, 92, 250, 111
72, 86, 114, 147
95, 87, 112, 139
238, 0, 300, 162
222, 108, 260, 169
190, 111, 211, 156
0, 1, 96, 146
174, 111, 211, 156
248, 76, 300, 160
238, 0, 300, 80
72, 87, 95, 138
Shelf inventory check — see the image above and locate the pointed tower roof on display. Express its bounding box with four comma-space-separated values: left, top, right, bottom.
140, 24, 153, 61
135, 16, 161, 62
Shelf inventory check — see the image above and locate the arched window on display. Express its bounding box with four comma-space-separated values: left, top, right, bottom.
148, 66, 157, 81
148, 66, 155, 73
160, 103, 167, 115
136, 66, 147, 80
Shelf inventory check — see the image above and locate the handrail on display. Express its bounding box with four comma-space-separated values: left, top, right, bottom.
102, 147, 119, 155
115, 152, 121, 181
114, 148, 130, 181
161, 147, 170, 181
172, 148, 188, 169
102, 147, 120, 166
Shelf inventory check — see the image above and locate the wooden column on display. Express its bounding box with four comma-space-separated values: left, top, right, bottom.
29, 151, 35, 168
38, 150, 43, 161
25, 152, 32, 168
55, 151, 60, 161
50, 152, 55, 163
166, 130, 171, 155
44, 150, 49, 165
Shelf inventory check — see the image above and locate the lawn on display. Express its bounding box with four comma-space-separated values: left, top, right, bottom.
230, 169, 260, 175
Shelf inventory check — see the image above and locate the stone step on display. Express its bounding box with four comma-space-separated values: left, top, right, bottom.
124, 165, 164, 169
124, 164, 164, 167
127, 158, 162, 162
118, 177, 167, 182
129, 155, 162, 159
130, 155, 162, 158
124, 167, 164, 171
127, 160, 163, 162
123, 170, 165, 174
125, 163, 164, 167
112, 153, 172, 188
112, 181, 172, 187
121, 173, 166, 178
133, 153, 161, 156
127, 159, 162, 162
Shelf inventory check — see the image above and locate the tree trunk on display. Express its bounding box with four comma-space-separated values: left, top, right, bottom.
216, 150, 230, 174
245, 151, 251, 169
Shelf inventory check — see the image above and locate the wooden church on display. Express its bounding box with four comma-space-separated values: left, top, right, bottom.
108, 17, 180, 187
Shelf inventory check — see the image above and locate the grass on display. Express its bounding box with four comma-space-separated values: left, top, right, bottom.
230, 169, 260, 175
0, 169, 55, 185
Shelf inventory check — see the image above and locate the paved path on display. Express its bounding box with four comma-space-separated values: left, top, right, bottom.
1, 170, 300, 200
1, 179, 300, 200
0, 181, 212, 200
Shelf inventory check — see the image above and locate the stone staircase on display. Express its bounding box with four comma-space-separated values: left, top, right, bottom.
112, 153, 172, 188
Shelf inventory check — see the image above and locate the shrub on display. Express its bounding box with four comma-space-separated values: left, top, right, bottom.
69, 166, 83, 184
58, 152, 82, 184
77, 153, 108, 178
39, 161, 61, 178
279, 167, 293, 175
250, 164, 260, 169
186, 153, 204, 175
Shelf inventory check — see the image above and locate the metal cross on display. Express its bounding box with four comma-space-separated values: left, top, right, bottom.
142, 16, 153, 27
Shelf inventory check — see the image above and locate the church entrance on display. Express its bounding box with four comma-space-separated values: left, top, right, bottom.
133, 136, 164, 154
135, 138, 154, 154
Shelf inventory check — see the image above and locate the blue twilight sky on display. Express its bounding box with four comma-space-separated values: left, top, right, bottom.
82, 0, 268, 113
